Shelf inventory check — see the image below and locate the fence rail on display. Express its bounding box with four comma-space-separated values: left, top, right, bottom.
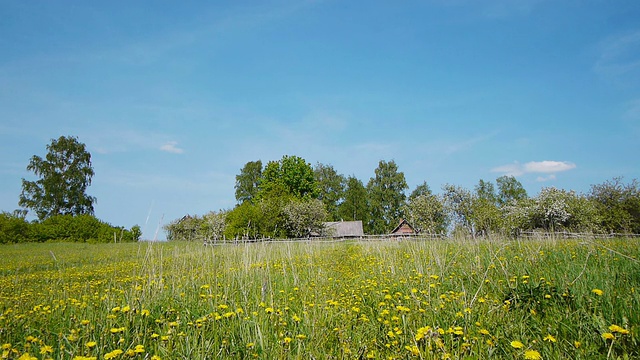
517, 231, 640, 239
203, 233, 447, 246
200, 231, 640, 246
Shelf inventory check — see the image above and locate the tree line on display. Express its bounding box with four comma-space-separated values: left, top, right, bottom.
165, 155, 640, 241
0, 136, 141, 244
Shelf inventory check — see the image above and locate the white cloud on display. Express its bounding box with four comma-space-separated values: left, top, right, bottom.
492, 160, 576, 177
536, 174, 556, 182
160, 141, 184, 154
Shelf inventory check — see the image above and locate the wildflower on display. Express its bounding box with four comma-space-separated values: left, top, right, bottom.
141, 309, 150, 317
17, 353, 37, 360
150, 333, 160, 339
40, 345, 54, 355
246, 343, 255, 349
124, 349, 135, 357
295, 334, 307, 340
81, 320, 90, 325
405, 345, 420, 356
510, 340, 524, 349
479, 329, 490, 336
591, 289, 603, 296
134, 345, 144, 353
283, 337, 292, 345
104, 349, 123, 359
150, 356, 161, 360
543, 334, 556, 343
524, 350, 541, 360
86, 342, 97, 349
573, 341, 581, 348
602, 333, 615, 340
609, 325, 630, 334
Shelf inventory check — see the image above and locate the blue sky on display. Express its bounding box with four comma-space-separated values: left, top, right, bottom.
1, 0, 639, 239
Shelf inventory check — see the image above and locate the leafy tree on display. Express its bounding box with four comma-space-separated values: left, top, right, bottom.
314, 163, 346, 221
202, 211, 227, 241
338, 176, 369, 224
260, 155, 318, 200
409, 181, 432, 201
496, 175, 527, 206
282, 198, 328, 237
403, 187, 447, 235
235, 160, 263, 203
367, 160, 408, 234
19, 136, 96, 220
442, 184, 475, 236
589, 177, 640, 233
530, 187, 573, 232
472, 179, 502, 236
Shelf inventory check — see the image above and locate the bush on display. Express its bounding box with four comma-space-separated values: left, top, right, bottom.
0, 214, 140, 243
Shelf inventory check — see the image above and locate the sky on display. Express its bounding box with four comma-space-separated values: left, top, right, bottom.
1, 0, 639, 240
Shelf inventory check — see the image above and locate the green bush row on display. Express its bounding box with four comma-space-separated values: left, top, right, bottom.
0, 212, 141, 244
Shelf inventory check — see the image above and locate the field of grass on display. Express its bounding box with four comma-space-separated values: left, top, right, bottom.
1, 237, 638, 359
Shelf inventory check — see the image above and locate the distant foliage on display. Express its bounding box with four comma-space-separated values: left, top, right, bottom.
165, 211, 228, 242
0, 213, 140, 244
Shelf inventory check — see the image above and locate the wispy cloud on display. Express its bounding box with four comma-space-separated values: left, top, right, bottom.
160, 141, 184, 154
491, 160, 576, 177
594, 30, 640, 83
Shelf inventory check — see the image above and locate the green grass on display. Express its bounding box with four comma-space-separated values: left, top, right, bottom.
1, 238, 638, 359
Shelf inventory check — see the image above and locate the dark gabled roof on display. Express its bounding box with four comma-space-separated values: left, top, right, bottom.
390, 218, 417, 234
324, 221, 364, 237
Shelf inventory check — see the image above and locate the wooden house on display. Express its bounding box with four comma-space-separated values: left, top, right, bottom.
390, 219, 417, 235
323, 220, 364, 238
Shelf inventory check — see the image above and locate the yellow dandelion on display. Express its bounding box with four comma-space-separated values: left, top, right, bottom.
524, 349, 541, 360
543, 334, 556, 343
511, 340, 524, 349
609, 325, 630, 335
86, 341, 97, 348
17, 353, 37, 360
602, 333, 615, 340
591, 289, 603, 296
39, 345, 53, 354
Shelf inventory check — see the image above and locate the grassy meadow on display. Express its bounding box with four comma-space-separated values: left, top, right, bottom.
0, 238, 638, 359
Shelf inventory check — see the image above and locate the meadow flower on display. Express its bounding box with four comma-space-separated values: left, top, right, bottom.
404, 345, 420, 356
510, 340, 524, 349
543, 334, 556, 343
524, 349, 541, 360
150, 356, 161, 360
86, 342, 97, 349
609, 325, 629, 334
104, 349, 123, 359
601, 333, 615, 340
17, 353, 37, 360
591, 289, 603, 296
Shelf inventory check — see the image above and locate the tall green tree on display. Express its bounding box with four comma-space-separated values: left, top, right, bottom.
259, 155, 318, 200
472, 179, 501, 236
403, 184, 447, 235
496, 175, 528, 206
234, 160, 263, 203
19, 136, 96, 220
442, 184, 475, 236
314, 162, 346, 221
367, 160, 408, 234
338, 176, 369, 225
